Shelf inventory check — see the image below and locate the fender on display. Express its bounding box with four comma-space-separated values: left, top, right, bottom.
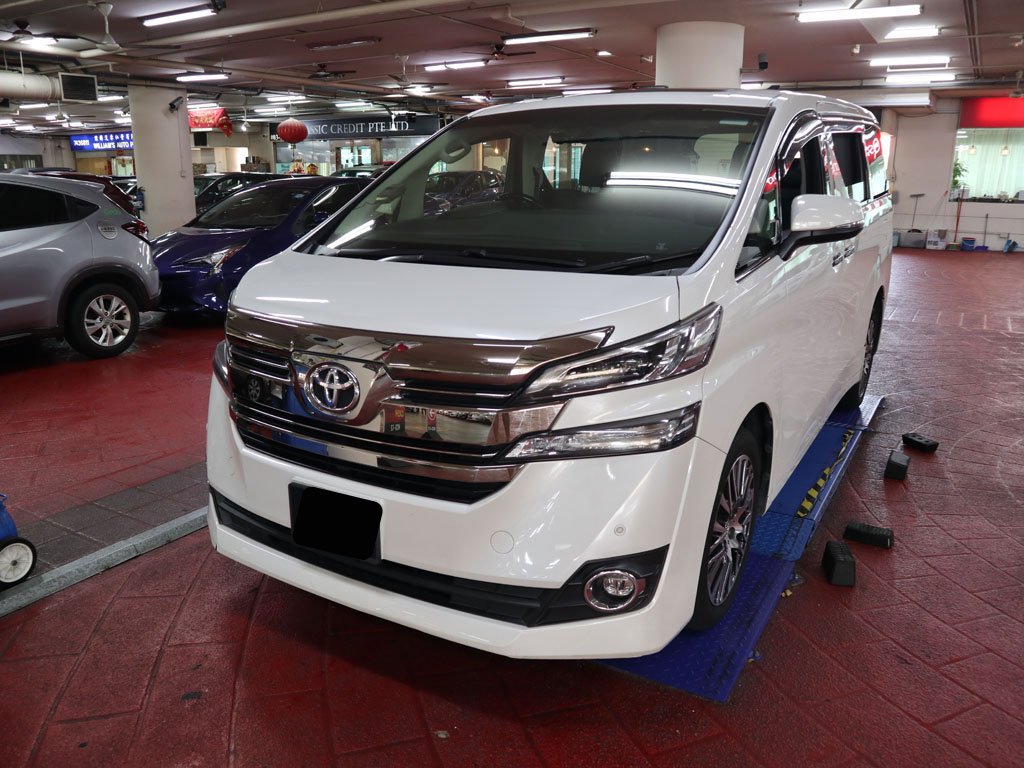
57, 264, 155, 331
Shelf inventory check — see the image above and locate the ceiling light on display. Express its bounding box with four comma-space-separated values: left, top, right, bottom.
14, 124, 36, 131
562, 88, 612, 95
798, 5, 922, 23
266, 95, 309, 103
885, 25, 940, 39
114, 116, 132, 124
66, 121, 84, 127
504, 28, 596, 45
307, 37, 382, 51
405, 86, 431, 94
1001, 145, 1010, 156
176, 73, 229, 82
19, 103, 50, 110
508, 76, 565, 88
740, 83, 765, 90
97, 94, 124, 102
425, 60, 487, 72
465, 94, 489, 103
142, 6, 216, 28
253, 107, 286, 114
885, 71, 956, 84
968, 145, 976, 154
0, 118, 13, 126
20, 36, 58, 47
187, 102, 219, 109
335, 100, 370, 108
596, 50, 613, 57
870, 54, 950, 67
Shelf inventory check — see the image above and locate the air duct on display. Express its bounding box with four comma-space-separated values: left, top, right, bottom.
0, 70, 62, 102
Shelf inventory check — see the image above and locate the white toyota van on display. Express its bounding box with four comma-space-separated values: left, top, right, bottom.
206, 90, 892, 659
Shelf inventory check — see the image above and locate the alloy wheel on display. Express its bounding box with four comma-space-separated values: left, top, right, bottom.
706, 454, 755, 606
84, 294, 133, 347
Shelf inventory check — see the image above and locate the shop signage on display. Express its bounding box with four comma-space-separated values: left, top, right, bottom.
189, 108, 233, 136
69, 131, 134, 151
272, 114, 440, 141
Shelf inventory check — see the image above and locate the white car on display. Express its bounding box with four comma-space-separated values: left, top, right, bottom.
205, 90, 892, 659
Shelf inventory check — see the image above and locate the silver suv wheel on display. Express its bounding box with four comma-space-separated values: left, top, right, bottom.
84, 294, 133, 347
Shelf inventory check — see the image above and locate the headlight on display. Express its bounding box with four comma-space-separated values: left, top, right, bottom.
185, 241, 249, 271
504, 404, 699, 461
520, 304, 721, 402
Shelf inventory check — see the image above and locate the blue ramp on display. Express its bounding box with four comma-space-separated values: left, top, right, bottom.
606, 395, 882, 702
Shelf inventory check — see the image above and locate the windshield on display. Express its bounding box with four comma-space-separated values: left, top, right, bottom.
300, 104, 766, 272
193, 183, 312, 229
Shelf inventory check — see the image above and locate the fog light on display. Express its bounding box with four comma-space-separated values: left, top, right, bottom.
583, 569, 647, 613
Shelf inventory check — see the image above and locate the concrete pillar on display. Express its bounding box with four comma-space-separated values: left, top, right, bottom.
128, 84, 196, 236
655, 21, 744, 89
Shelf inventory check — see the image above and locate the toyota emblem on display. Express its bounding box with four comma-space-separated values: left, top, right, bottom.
304, 362, 360, 414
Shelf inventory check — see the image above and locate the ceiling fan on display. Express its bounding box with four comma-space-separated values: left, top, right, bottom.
460, 42, 537, 60
0, 3, 180, 53
308, 63, 356, 81
387, 54, 446, 89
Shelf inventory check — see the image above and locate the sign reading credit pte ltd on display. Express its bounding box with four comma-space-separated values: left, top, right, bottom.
69, 131, 134, 152
272, 114, 441, 141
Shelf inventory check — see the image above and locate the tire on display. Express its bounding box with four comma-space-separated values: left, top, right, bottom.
837, 308, 880, 411
66, 282, 140, 358
0, 537, 36, 589
690, 427, 763, 630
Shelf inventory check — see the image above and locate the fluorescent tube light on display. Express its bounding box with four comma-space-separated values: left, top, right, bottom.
142, 7, 216, 28
266, 95, 309, 102
504, 28, 596, 45
508, 76, 565, 88
425, 60, 488, 72
114, 116, 132, 124
187, 102, 219, 109
21, 36, 58, 47
596, 50, 613, 57
307, 37, 381, 51
176, 73, 229, 82
97, 94, 124, 102
562, 88, 612, 95
334, 100, 370, 108
798, 5, 921, 23
19, 103, 50, 110
253, 107, 286, 114
885, 25, 940, 39
14, 123, 36, 131
740, 83, 765, 90
885, 71, 955, 84
870, 54, 950, 67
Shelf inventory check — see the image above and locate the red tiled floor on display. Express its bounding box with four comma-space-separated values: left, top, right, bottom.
1, 249, 1023, 766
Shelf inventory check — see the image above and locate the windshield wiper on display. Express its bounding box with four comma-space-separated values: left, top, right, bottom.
586, 249, 702, 273
335, 246, 586, 269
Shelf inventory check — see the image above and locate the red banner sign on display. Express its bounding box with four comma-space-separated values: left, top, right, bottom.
959, 97, 1024, 129
188, 107, 233, 136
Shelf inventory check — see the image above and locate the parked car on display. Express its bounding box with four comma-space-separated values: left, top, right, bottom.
154, 176, 368, 313
424, 169, 504, 207
194, 172, 286, 214
7, 166, 74, 174
206, 90, 892, 659
111, 176, 144, 211
0, 174, 157, 358
194, 173, 224, 196
38, 171, 137, 217
331, 164, 388, 179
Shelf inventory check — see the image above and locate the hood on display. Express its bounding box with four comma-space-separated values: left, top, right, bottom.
231, 250, 681, 343
152, 226, 255, 270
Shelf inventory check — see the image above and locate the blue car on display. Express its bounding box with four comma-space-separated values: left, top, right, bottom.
154, 176, 367, 313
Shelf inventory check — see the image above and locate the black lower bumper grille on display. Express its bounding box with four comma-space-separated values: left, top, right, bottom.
212, 489, 667, 627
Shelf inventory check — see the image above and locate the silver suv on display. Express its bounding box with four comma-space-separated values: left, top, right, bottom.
0, 174, 159, 358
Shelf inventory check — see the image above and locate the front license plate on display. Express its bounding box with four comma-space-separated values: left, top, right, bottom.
288, 484, 382, 560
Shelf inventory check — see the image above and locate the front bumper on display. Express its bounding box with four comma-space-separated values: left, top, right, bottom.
206, 381, 727, 658
158, 271, 228, 313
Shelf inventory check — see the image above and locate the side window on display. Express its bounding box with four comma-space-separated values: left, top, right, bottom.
863, 129, 888, 199
830, 132, 869, 202
0, 183, 72, 231
68, 196, 99, 222
779, 137, 826, 232
739, 167, 782, 275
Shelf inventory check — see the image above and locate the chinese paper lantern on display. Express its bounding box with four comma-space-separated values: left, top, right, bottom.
277, 118, 308, 144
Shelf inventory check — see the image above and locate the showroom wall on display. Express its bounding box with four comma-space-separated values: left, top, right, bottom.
0, 133, 73, 170
889, 98, 1024, 248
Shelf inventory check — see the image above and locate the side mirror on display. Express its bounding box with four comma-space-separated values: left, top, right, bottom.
790, 194, 864, 239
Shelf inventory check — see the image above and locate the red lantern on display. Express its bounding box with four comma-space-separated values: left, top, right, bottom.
277, 118, 308, 144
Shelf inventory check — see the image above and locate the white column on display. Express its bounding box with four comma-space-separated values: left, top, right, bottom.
655, 21, 744, 89
127, 84, 196, 236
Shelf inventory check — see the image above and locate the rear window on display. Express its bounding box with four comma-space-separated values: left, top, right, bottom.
0, 183, 93, 230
